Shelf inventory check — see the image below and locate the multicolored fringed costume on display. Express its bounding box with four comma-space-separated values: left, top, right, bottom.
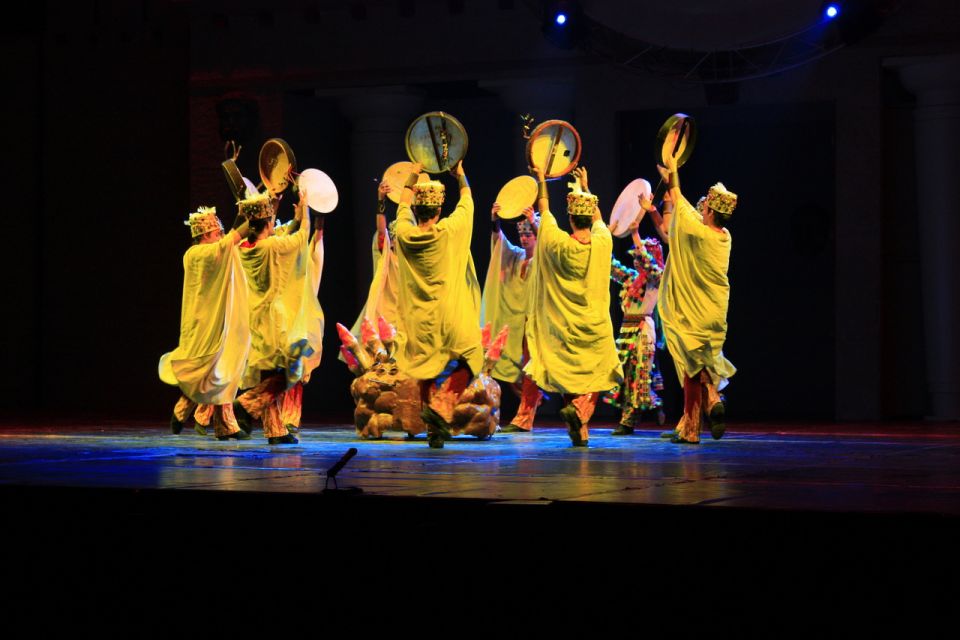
604, 238, 666, 430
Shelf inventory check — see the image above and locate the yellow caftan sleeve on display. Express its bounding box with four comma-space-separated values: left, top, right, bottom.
158, 232, 251, 405
394, 193, 483, 379
239, 220, 325, 388
480, 230, 533, 382
523, 209, 622, 394
658, 195, 736, 387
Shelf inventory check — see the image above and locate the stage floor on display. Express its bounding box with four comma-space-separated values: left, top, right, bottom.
2, 421, 958, 515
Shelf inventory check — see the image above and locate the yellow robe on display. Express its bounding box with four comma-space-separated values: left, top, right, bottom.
159, 231, 250, 405
523, 210, 623, 394
394, 193, 483, 379
350, 223, 402, 338
658, 195, 736, 387
480, 230, 533, 382
239, 219, 325, 388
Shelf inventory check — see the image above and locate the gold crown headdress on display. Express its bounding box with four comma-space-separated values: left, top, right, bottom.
184, 206, 223, 238
566, 179, 598, 217
412, 180, 445, 207
516, 214, 540, 235
705, 182, 737, 215
239, 192, 276, 220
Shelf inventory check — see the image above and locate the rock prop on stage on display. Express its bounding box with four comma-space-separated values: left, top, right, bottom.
337, 319, 509, 441
448, 323, 509, 439
337, 318, 425, 439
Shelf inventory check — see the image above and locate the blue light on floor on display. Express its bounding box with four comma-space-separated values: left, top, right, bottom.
825, 4, 840, 19
555, 13, 567, 26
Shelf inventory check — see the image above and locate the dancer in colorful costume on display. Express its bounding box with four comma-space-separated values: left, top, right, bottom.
159, 207, 251, 441
523, 165, 622, 447
604, 227, 666, 434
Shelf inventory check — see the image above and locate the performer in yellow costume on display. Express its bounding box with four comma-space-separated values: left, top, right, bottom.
233, 189, 325, 445
349, 180, 402, 338
657, 148, 737, 444
524, 165, 623, 447
159, 207, 251, 441
394, 161, 483, 448
480, 203, 543, 432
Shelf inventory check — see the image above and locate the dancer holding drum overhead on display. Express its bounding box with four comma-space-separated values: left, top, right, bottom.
522, 164, 622, 447
657, 128, 737, 445
393, 159, 484, 448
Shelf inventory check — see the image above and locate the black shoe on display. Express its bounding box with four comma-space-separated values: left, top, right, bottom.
708, 403, 726, 440
285, 424, 299, 434
500, 424, 530, 433
217, 431, 251, 441
233, 401, 254, 434
421, 407, 452, 447
660, 430, 678, 439
170, 414, 184, 435
560, 405, 586, 447
670, 435, 699, 445
194, 423, 208, 436
611, 424, 634, 436
267, 434, 299, 445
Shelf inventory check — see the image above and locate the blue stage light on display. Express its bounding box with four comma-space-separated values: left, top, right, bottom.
825, 4, 840, 19
555, 13, 567, 25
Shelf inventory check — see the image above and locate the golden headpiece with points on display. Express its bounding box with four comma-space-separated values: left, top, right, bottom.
239, 192, 276, 220
705, 182, 738, 215
184, 207, 223, 238
566, 178, 598, 217
516, 214, 539, 235
412, 180, 445, 207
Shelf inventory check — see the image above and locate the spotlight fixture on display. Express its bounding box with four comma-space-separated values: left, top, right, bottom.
541, 1, 583, 49
824, 3, 840, 20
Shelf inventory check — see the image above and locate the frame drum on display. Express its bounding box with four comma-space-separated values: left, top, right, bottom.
405, 112, 468, 174
525, 119, 581, 179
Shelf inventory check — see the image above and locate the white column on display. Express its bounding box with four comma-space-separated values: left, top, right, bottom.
898, 54, 960, 420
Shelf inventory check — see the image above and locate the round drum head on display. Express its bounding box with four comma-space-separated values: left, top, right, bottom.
298, 168, 338, 214
609, 178, 653, 238
259, 138, 298, 195
382, 161, 428, 204
655, 113, 697, 169
405, 112, 468, 174
222, 159, 247, 202
525, 120, 581, 179
495, 176, 538, 220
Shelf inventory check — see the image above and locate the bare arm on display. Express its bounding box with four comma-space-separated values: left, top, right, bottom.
399, 162, 423, 207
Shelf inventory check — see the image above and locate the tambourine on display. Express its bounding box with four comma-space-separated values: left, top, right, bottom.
297, 168, 338, 214
259, 138, 298, 195
655, 113, 696, 169
222, 159, 247, 202
494, 176, 539, 220
608, 178, 653, 238
405, 112, 468, 174
525, 119, 581, 179
381, 161, 429, 205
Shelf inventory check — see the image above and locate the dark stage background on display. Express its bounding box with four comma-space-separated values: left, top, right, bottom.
1, 0, 957, 424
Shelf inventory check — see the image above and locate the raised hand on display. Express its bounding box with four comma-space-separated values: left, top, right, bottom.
572, 166, 589, 192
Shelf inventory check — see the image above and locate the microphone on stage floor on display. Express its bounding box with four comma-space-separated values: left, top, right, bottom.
324, 447, 359, 492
